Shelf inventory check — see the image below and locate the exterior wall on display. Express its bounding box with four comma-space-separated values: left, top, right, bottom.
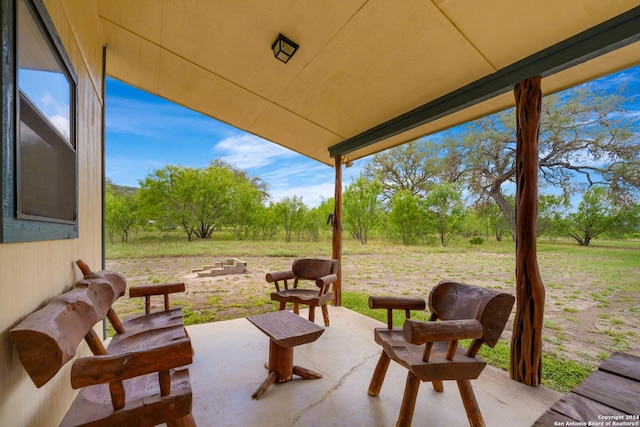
0, 1, 105, 425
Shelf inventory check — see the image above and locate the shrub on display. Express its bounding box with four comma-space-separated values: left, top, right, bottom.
469, 236, 484, 245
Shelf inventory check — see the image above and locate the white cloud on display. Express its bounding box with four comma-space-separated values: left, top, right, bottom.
40, 92, 55, 109
214, 134, 298, 169
264, 160, 365, 207
49, 114, 70, 139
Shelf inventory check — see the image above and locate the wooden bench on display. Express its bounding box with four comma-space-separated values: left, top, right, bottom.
74, 259, 191, 354
10, 271, 196, 426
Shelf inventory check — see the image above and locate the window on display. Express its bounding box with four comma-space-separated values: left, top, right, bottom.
1, 0, 78, 242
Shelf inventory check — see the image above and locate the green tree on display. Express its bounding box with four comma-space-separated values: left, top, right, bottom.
561, 186, 640, 246
227, 178, 265, 240
251, 203, 279, 240
362, 140, 446, 203
275, 196, 307, 242
474, 199, 512, 242
424, 183, 464, 246
459, 208, 485, 238
608, 203, 640, 240
209, 158, 270, 200
343, 175, 383, 244
388, 190, 427, 245
537, 194, 570, 239
105, 184, 140, 243
138, 164, 255, 241
437, 87, 638, 233
300, 206, 327, 242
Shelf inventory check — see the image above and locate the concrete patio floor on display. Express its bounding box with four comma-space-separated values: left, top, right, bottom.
186, 306, 561, 427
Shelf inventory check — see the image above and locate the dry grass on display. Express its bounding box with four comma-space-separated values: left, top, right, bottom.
106, 237, 640, 367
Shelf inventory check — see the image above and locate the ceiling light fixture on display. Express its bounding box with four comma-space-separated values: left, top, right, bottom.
271, 33, 299, 64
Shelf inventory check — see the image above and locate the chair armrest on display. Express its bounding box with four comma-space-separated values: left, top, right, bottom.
315, 273, 337, 291
403, 319, 483, 345
70, 337, 193, 388
266, 271, 296, 291
265, 270, 295, 283
129, 283, 185, 314
368, 296, 427, 329
368, 296, 426, 311
129, 283, 186, 298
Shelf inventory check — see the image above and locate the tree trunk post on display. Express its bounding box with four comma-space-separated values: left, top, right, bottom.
332, 155, 343, 306
510, 77, 545, 386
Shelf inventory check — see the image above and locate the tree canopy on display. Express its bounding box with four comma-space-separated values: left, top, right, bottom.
362, 140, 445, 203
105, 184, 140, 243
343, 175, 383, 244
559, 186, 640, 246
365, 86, 639, 236
441, 87, 638, 231
138, 164, 265, 240
106, 84, 639, 247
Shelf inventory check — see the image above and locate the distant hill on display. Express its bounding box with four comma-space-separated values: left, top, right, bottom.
109, 183, 138, 196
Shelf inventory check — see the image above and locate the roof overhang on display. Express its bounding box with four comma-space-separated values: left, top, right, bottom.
98, 1, 640, 166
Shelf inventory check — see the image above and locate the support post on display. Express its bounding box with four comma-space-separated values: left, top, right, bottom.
510, 76, 545, 386
332, 155, 343, 306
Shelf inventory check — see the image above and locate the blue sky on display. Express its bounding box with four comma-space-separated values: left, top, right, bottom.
105, 79, 365, 207
105, 65, 640, 207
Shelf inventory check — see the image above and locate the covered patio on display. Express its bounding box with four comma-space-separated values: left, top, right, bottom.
97, 0, 640, 387
2, 1, 640, 426
185, 306, 560, 426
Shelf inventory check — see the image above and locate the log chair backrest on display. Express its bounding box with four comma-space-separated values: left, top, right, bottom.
10, 278, 118, 388
428, 280, 515, 350
75, 259, 127, 298
291, 258, 339, 287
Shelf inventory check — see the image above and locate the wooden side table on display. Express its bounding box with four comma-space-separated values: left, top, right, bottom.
247, 310, 325, 399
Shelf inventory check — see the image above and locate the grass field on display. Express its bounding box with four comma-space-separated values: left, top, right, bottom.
106, 231, 640, 392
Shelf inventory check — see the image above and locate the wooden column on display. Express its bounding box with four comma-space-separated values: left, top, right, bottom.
510, 77, 545, 386
332, 155, 343, 306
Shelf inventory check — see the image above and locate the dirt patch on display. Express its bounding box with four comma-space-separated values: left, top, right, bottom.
107, 251, 640, 367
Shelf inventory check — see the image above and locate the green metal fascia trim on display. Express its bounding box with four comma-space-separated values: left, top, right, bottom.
328, 6, 640, 158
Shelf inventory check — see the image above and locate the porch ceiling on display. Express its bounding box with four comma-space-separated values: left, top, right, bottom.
97, 1, 640, 166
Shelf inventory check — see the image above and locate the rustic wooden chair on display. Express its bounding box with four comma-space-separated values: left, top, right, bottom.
10, 277, 196, 427
367, 280, 515, 427
267, 258, 339, 326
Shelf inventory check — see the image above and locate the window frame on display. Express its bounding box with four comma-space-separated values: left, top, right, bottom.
1, 0, 78, 242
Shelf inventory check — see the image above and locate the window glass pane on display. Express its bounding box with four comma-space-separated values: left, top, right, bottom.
17, 0, 72, 143
18, 93, 76, 222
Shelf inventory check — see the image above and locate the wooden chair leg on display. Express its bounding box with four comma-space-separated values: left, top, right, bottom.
432, 380, 444, 392
308, 305, 315, 322
321, 304, 330, 326
279, 301, 286, 310
397, 371, 421, 427
167, 413, 197, 427
457, 379, 485, 427
368, 351, 390, 396
252, 371, 277, 400
293, 303, 300, 315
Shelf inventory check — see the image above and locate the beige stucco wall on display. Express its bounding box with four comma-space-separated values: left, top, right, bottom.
0, 1, 105, 425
